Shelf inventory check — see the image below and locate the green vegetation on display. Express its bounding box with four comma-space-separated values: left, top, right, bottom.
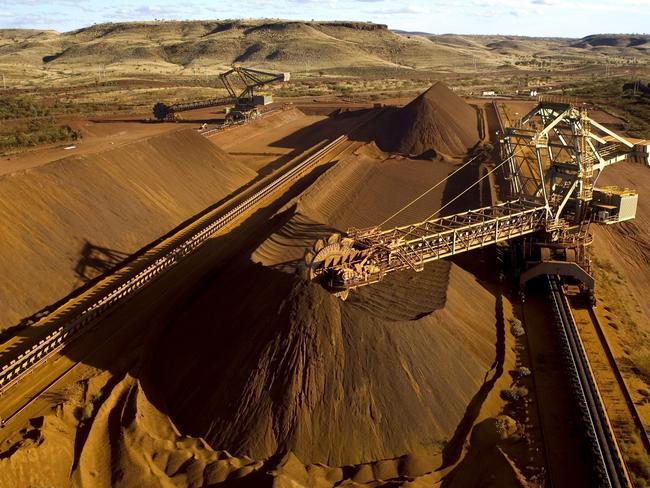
572, 78, 650, 139
273, 77, 429, 98
494, 416, 512, 436
0, 96, 52, 119
500, 386, 529, 402
513, 366, 531, 378
593, 258, 642, 330
627, 449, 650, 487
0, 118, 80, 153
632, 352, 650, 383
510, 318, 525, 337
593, 256, 627, 286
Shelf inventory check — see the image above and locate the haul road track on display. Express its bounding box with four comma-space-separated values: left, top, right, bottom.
0, 111, 376, 426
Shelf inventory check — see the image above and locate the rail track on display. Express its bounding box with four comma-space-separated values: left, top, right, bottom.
548, 275, 632, 487
491, 98, 642, 485
0, 134, 354, 404
570, 291, 650, 483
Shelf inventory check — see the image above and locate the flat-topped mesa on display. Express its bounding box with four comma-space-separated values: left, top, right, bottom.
313, 21, 388, 31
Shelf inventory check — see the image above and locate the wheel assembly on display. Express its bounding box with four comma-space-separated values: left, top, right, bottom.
304, 233, 356, 281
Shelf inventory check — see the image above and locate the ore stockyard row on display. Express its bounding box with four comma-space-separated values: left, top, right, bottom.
2, 97, 646, 487
0, 117, 373, 425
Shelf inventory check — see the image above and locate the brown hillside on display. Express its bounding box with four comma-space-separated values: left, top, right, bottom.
0, 20, 439, 75
571, 34, 650, 50
0, 129, 256, 329
4, 20, 648, 85
378, 82, 480, 159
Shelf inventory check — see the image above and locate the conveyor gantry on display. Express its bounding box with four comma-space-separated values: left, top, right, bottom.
153, 97, 236, 121
305, 200, 548, 297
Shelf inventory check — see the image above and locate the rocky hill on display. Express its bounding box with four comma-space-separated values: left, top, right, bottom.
571, 34, 650, 49
1, 20, 649, 83
0, 20, 439, 75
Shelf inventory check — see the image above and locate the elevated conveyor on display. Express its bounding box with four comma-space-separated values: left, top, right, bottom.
153, 97, 235, 121
306, 200, 548, 295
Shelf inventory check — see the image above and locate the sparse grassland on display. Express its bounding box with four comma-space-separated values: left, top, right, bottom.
593, 257, 642, 332
0, 95, 52, 119
0, 118, 80, 153
633, 352, 650, 384
500, 386, 529, 402
274, 77, 430, 98
593, 257, 650, 392
571, 78, 650, 139
0, 75, 433, 128
510, 318, 525, 337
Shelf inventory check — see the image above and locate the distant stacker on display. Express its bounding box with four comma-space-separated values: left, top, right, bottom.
153, 65, 290, 123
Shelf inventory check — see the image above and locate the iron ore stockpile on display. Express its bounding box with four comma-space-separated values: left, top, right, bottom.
0, 86, 529, 487
377, 81, 481, 160
0, 130, 256, 329
154, 140, 496, 463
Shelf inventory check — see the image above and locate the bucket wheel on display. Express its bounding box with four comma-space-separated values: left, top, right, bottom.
334, 290, 349, 301
304, 233, 356, 281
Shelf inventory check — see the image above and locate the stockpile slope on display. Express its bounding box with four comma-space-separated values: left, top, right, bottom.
0, 372, 268, 488
378, 82, 480, 159
590, 162, 650, 428
0, 370, 521, 487
155, 263, 495, 467
0, 129, 256, 329
153, 143, 497, 467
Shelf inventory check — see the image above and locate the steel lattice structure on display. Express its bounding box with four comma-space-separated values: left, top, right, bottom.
153, 65, 289, 121
501, 97, 633, 227
306, 200, 547, 296
306, 98, 638, 299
